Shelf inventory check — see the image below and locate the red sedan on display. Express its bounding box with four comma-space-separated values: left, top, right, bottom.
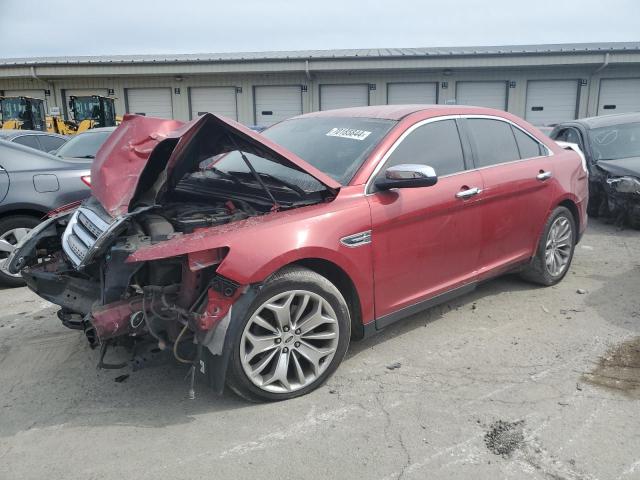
10, 105, 588, 401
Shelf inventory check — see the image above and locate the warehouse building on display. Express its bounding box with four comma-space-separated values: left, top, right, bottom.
1, 42, 639, 127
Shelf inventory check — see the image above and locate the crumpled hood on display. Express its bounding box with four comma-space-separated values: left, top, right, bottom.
91, 113, 341, 217
596, 156, 640, 178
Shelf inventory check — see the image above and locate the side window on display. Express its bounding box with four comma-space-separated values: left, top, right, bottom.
555, 128, 584, 151
38, 135, 67, 153
381, 120, 465, 178
466, 119, 520, 167
512, 126, 545, 159
12, 135, 40, 150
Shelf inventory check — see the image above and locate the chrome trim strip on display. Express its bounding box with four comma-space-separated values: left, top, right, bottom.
340, 230, 372, 248
364, 114, 553, 195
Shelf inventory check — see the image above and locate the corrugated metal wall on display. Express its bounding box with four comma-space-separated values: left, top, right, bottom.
1, 63, 638, 124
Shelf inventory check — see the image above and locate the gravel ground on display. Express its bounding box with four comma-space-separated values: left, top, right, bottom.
0, 219, 639, 480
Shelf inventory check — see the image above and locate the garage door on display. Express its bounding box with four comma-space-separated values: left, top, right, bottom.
320, 84, 369, 111
254, 86, 302, 127
126, 88, 173, 118
456, 82, 507, 110
598, 79, 640, 115
387, 82, 437, 105
525, 80, 578, 126
189, 87, 237, 120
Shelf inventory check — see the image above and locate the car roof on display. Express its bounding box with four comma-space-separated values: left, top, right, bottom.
76, 127, 117, 133
0, 136, 61, 157
292, 104, 513, 121
570, 112, 640, 129
0, 129, 66, 139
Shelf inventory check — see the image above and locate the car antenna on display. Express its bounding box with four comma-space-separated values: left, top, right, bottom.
227, 133, 281, 211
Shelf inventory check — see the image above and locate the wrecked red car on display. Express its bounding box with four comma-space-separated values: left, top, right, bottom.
8, 106, 588, 401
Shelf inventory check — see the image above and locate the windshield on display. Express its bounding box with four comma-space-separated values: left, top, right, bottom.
71, 97, 101, 122
56, 130, 112, 158
0, 98, 25, 121
210, 117, 396, 187
589, 122, 640, 161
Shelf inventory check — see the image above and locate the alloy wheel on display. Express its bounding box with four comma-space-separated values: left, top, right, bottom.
0, 227, 30, 277
239, 290, 340, 394
544, 216, 573, 276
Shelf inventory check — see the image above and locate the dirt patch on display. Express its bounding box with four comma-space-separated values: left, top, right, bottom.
484, 420, 525, 457
582, 337, 640, 398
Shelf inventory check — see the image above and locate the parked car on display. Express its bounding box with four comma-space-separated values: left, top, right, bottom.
9, 107, 587, 401
0, 141, 92, 286
550, 112, 640, 228
52, 127, 115, 160
0, 129, 68, 153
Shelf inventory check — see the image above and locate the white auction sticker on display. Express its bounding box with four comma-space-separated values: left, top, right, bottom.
326, 128, 372, 141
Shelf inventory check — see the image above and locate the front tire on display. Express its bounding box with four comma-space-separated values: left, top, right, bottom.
520, 206, 576, 286
226, 266, 350, 402
0, 215, 41, 288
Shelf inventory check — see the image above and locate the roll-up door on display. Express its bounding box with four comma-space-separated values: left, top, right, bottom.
598, 79, 640, 115
456, 81, 507, 110
253, 85, 302, 127
387, 82, 437, 105
525, 80, 579, 126
189, 87, 237, 120
125, 88, 173, 118
320, 84, 369, 111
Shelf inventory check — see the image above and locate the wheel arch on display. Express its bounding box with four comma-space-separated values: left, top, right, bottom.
557, 198, 580, 244
290, 258, 365, 340
0, 208, 47, 221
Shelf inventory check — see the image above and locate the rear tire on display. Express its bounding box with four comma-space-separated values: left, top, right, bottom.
0, 215, 41, 288
226, 266, 350, 402
520, 206, 576, 286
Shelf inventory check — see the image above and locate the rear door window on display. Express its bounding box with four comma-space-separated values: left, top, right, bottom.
512, 126, 545, 159
466, 118, 520, 167
380, 119, 466, 178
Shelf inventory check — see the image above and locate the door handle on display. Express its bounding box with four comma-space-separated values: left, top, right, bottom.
536, 171, 553, 181
455, 187, 482, 199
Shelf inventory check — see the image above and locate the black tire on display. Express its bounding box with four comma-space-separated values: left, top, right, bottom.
520, 206, 576, 286
0, 215, 41, 288
226, 266, 351, 402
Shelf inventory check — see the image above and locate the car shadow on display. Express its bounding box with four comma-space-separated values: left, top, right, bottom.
346, 273, 539, 359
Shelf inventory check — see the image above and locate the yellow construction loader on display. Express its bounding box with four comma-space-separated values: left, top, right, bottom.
0, 96, 47, 131
0, 95, 119, 134
49, 95, 119, 134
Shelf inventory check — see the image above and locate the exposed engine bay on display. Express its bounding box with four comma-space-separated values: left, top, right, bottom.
7, 112, 337, 394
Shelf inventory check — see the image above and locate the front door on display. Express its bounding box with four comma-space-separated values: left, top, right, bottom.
367, 118, 484, 324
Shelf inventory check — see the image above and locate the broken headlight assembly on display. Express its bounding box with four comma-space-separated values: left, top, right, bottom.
606, 176, 640, 195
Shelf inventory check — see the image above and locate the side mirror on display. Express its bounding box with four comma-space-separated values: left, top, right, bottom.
374, 164, 438, 190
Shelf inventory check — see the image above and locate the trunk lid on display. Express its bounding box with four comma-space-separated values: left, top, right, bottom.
91, 113, 341, 217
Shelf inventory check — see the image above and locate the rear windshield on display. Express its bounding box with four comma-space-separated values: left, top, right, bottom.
588, 122, 640, 161
213, 117, 396, 186
55, 130, 112, 159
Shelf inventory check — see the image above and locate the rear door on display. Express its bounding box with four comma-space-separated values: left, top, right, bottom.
367, 118, 483, 324
463, 117, 553, 277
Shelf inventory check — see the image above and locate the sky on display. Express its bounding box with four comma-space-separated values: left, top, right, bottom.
0, 0, 638, 58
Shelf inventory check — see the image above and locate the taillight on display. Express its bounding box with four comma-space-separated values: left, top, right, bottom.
81, 175, 91, 187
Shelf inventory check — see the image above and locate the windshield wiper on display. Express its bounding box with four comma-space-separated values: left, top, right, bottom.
226, 134, 280, 211
226, 171, 305, 197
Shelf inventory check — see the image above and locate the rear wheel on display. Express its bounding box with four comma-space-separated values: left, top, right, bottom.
520, 206, 576, 286
227, 267, 350, 402
0, 215, 40, 288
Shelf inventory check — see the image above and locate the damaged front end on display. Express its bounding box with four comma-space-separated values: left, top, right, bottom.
591, 165, 640, 230
7, 113, 339, 393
